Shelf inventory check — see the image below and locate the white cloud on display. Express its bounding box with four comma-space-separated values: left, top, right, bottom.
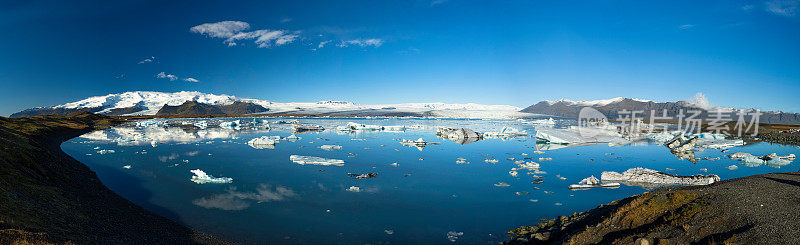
156, 72, 178, 81
742, 4, 755, 11
138, 56, 155, 64
280, 17, 292, 23
184, 78, 199, 82
318, 40, 331, 48
679, 24, 695, 30
337, 38, 384, 48
766, 0, 798, 17
191, 21, 300, 48
190, 21, 250, 38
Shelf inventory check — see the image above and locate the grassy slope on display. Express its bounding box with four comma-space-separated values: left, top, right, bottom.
0, 112, 227, 244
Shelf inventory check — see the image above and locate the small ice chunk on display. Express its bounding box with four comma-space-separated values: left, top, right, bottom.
190, 169, 233, 184
485, 158, 499, 163
122, 165, 131, 169
346, 186, 361, 192
384, 230, 394, 235
446, 231, 464, 242
289, 155, 345, 166
494, 182, 510, 187
97, 149, 115, 154
319, 145, 342, 151
727, 165, 738, 170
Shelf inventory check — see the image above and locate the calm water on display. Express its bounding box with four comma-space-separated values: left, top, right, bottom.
62, 118, 799, 244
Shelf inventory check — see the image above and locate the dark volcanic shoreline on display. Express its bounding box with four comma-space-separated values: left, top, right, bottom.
505, 172, 800, 244
0, 112, 227, 244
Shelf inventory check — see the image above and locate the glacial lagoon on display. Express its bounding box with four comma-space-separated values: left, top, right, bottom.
62, 118, 799, 244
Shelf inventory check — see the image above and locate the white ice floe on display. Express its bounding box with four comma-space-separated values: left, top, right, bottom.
727, 165, 738, 170
446, 231, 464, 242
319, 145, 342, 151
483, 126, 528, 138
286, 134, 301, 141
523, 118, 556, 126
728, 152, 795, 167
219, 120, 241, 129
293, 124, 324, 132
247, 136, 278, 148
289, 155, 345, 166
190, 169, 233, 184
97, 149, 115, 154
341, 122, 383, 131
193, 120, 208, 129
653, 131, 744, 150
601, 167, 719, 188
568, 176, 620, 189
485, 158, 499, 163
122, 165, 132, 169
346, 186, 361, 192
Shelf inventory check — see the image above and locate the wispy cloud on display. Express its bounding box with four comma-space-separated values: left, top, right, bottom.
280, 17, 292, 23
766, 0, 798, 17
138, 56, 155, 64
190, 21, 250, 38
184, 78, 199, 82
337, 39, 384, 48
156, 72, 178, 81
191, 21, 300, 48
742, 4, 755, 11
678, 24, 695, 30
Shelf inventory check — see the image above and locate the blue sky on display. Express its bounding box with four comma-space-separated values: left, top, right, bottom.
1, 0, 799, 116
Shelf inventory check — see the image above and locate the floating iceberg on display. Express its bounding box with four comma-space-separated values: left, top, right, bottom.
293, 124, 324, 132
654, 131, 743, 150
728, 152, 795, 168
135, 119, 165, 128
382, 125, 406, 131
190, 169, 233, 184
483, 126, 528, 138
343, 122, 383, 131
601, 167, 719, 188
247, 136, 278, 149
523, 118, 556, 126
193, 120, 208, 129
286, 134, 301, 141
347, 173, 378, 179
436, 127, 482, 139
97, 149, 115, 154
436, 127, 483, 144
319, 145, 342, 151
346, 186, 361, 192
289, 155, 344, 166
219, 120, 241, 129
400, 138, 439, 150
568, 176, 620, 189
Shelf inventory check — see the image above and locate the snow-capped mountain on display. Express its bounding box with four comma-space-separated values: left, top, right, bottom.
11, 91, 531, 119
522, 93, 800, 125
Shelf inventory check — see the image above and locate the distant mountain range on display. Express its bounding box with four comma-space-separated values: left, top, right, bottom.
10, 91, 799, 124
10, 91, 528, 119
520, 95, 800, 125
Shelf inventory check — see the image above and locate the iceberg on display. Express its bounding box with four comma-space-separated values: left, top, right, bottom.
382, 125, 406, 131
568, 176, 620, 189
319, 145, 342, 151
247, 136, 278, 149
289, 155, 344, 166
483, 126, 528, 138
400, 138, 439, 150
436, 127, 483, 144
601, 167, 719, 188
190, 169, 233, 184
293, 124, 324, 132
523, 118, 556, 126
135, 119, 165, 128
193, 120, 208, 129
343, 122, 383, 131
728, 152, 795, 167
219, 120, 241, 129
346, 186, 361, 192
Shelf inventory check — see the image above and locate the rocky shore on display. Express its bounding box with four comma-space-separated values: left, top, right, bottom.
505, 172, 800, 244
0, 112, 227, 244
